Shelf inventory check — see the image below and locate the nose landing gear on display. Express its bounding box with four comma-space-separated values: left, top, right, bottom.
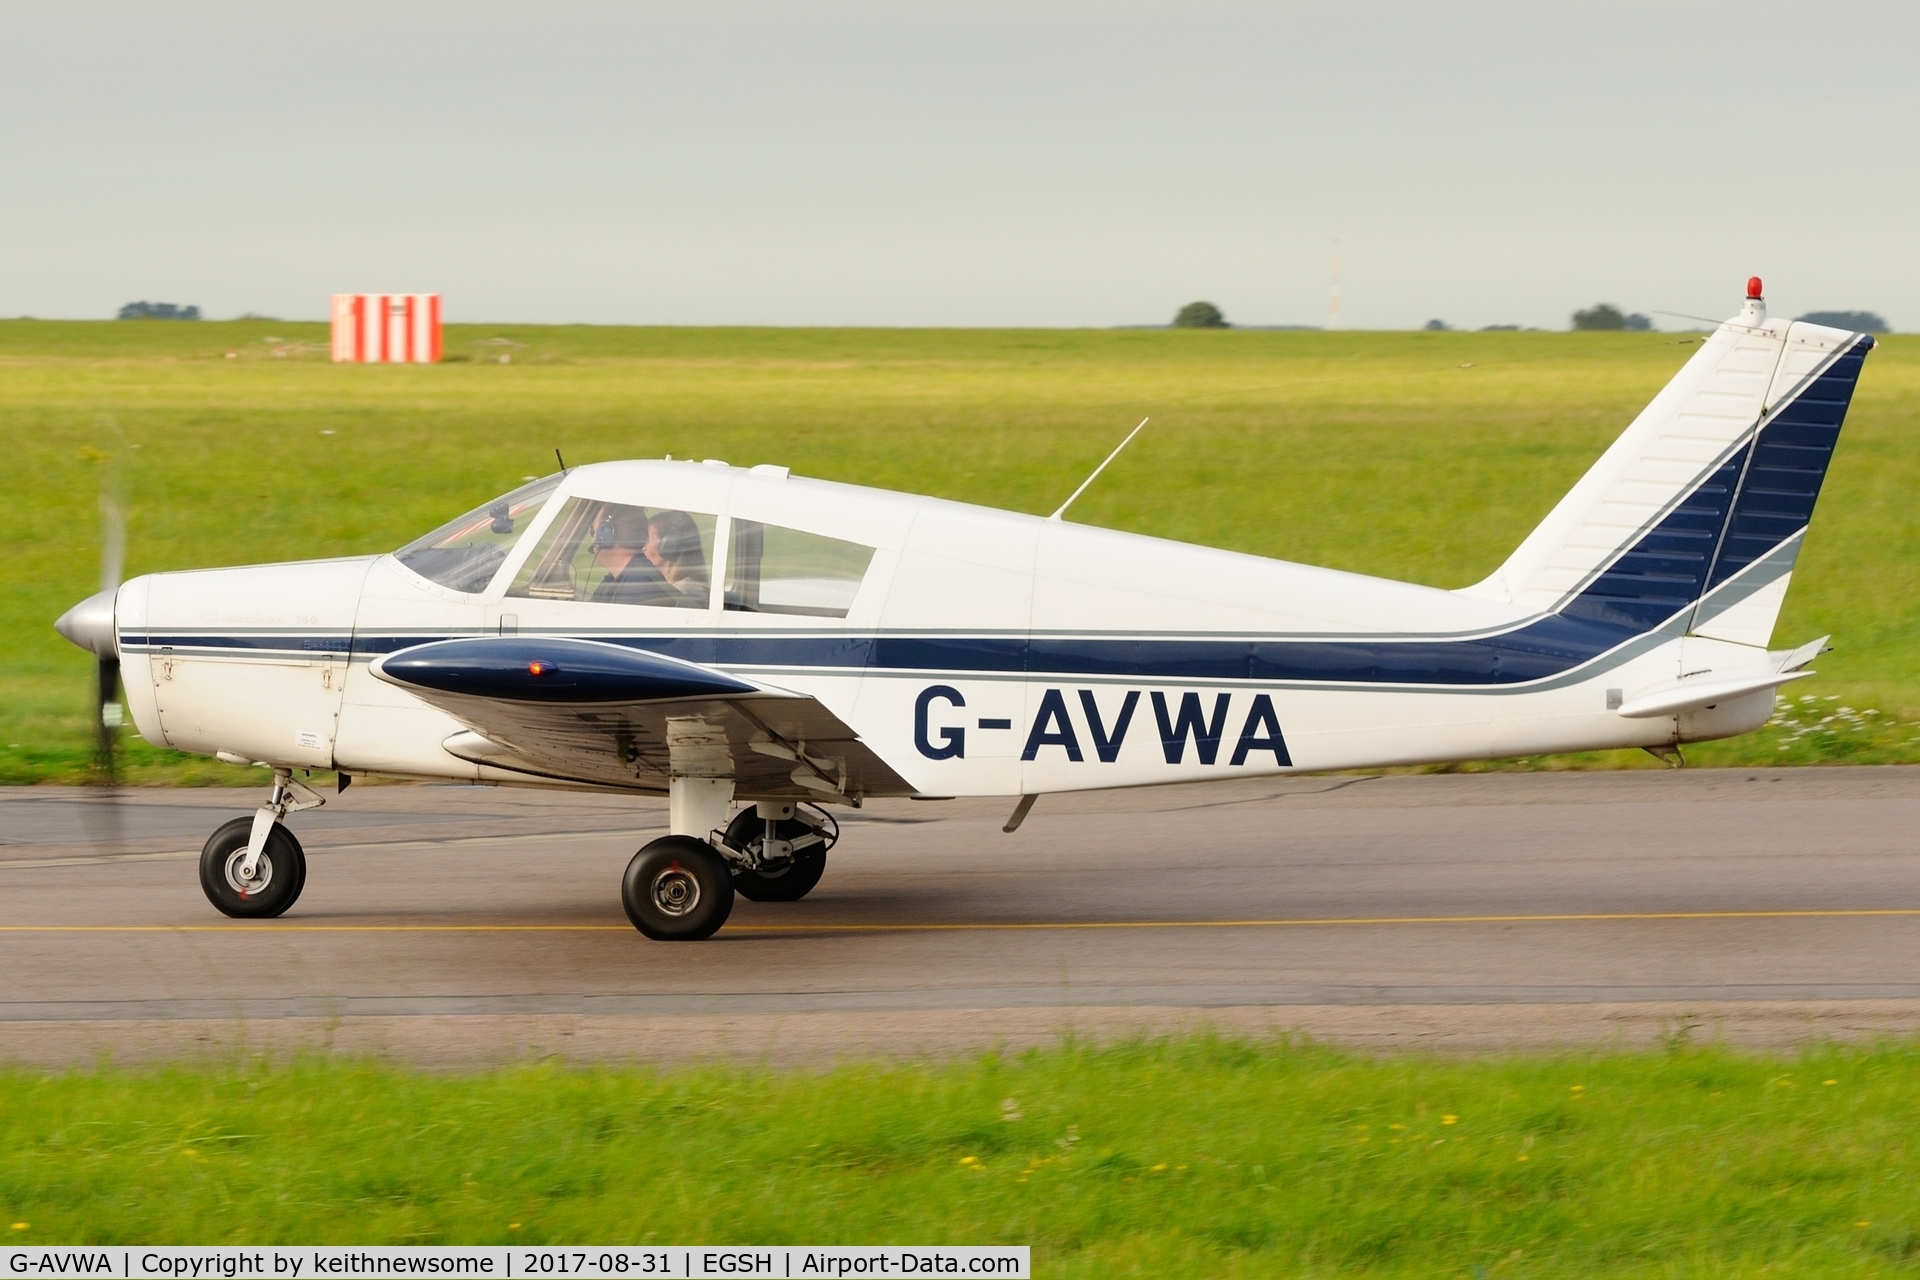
198, 768, 324, 919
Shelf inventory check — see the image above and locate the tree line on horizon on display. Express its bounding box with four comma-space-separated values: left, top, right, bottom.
67, 297, 1904, 334
1174, 300, 1892, 333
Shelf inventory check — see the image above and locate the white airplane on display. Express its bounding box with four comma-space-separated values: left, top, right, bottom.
55, 280, 1874, 940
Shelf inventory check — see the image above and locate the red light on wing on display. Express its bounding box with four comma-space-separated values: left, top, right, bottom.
528, 660, 551, 676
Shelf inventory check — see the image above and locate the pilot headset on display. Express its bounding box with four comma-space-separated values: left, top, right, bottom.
592, 513, 619, 552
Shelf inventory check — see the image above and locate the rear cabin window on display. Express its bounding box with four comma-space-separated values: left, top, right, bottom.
507, 497, 716, 609
394, 475, 560, 594
724, 520, 875, 618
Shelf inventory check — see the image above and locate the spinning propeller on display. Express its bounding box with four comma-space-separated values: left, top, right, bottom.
54, 426, 129, 844
90, 485, 126, 778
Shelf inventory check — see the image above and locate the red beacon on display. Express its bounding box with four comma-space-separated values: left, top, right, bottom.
1747, 276, 1764, 299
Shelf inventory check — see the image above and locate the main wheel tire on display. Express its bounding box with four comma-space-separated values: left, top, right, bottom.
199, 816, 306, 919
621, 835, 735, 940
722, 809, 829, 902
735, 850, 825, 902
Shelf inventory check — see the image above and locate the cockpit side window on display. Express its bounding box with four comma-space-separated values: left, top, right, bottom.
394, 474, 561, 595
724, 520, 875, 618
507, 497, 717, 609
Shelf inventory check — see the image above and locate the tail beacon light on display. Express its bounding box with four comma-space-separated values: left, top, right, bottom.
331, 293, 442, 363
1740, 275, 1766, 326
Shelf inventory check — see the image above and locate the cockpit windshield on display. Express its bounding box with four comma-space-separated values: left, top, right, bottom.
394, 474, 561, 594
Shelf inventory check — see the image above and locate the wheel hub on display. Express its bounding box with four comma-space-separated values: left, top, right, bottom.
650, 863, 701, 916
223, 847, 273, 896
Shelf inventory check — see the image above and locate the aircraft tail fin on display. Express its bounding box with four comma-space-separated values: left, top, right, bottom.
1460, 283, 1874, 647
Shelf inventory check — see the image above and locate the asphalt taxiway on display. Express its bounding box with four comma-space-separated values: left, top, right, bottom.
3, 766, 1918, 1065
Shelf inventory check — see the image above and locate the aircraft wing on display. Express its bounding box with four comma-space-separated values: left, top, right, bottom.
371, 636, 914, 800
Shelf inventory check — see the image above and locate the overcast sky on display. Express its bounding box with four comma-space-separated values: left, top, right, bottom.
3, 1, 1914, 329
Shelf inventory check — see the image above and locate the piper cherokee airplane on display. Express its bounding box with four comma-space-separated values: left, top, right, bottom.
54, 279, 1874, 940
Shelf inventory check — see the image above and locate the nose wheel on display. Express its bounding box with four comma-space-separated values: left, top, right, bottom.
199, 815, 307, 918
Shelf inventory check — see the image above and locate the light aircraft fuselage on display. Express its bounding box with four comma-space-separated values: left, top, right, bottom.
53, 286, 1877, 938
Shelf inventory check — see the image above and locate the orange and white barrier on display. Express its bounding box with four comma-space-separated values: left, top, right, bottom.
330, 293, 442, 363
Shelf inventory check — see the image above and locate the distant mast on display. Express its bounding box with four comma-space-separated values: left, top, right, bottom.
1328, 239, 1341, 330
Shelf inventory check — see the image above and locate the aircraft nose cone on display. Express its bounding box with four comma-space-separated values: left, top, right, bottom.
55, 588, 118, 658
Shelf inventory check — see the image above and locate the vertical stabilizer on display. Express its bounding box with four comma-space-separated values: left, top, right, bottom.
1460, 282, 1872, 648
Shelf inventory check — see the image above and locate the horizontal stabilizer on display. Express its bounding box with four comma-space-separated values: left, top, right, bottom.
1771, 634, 1829, 673
1616, 669, 1813, 719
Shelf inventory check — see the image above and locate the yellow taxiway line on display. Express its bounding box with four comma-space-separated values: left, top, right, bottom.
3, 907, 1920, 934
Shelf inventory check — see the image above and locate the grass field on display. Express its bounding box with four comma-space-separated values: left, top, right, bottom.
3, 1035, 1919, 1274
6, 326, 1918, 1270
6, 319, 1917, 783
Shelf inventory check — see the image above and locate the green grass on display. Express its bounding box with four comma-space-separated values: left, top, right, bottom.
4, 1035, 1920, 1274
6, 319, 1918, 783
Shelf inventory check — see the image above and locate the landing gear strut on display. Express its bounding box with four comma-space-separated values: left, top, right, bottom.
199, 769, 323, 918
620, 774, 737, 941
721, 801, 837, 902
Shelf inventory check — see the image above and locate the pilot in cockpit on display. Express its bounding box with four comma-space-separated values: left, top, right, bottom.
588, 508, 672, 604
588, 506, 711, 607
642, 508, 711, 604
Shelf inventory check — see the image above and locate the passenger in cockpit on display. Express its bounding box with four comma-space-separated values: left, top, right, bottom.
589, 507, 673, 604
643, 509, 711, 604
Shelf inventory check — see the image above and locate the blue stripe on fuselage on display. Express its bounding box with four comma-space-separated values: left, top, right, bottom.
134, 611, 1643, 688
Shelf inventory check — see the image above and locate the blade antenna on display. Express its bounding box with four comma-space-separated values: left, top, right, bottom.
1049, 417, 1149, 522
1650, 308, 1727, 328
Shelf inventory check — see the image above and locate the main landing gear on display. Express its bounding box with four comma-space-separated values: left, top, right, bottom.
721, 802, 836, 902
618, 789, 841, 941
199, 769, 325, 918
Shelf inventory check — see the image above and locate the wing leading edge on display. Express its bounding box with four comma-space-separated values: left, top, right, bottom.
371, 636, 914, 800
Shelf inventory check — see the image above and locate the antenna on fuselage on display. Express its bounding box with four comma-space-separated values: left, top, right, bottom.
554, 447, 568, 475
1048, 417, 1149, 522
